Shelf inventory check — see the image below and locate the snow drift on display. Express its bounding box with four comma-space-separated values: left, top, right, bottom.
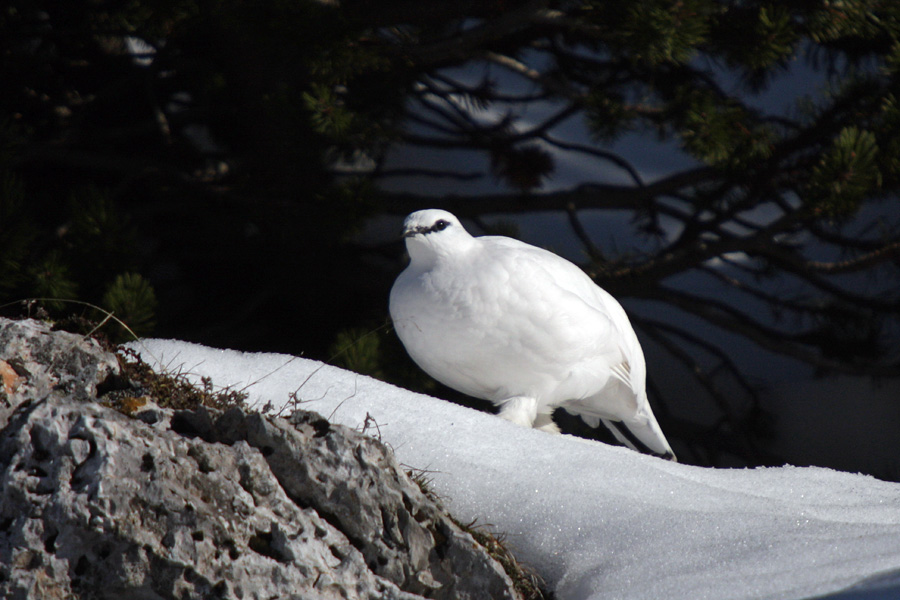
133, 339, 900, 600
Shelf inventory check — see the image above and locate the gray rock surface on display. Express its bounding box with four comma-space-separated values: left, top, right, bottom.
0, 318, 521, 600
0, 317, 119, 428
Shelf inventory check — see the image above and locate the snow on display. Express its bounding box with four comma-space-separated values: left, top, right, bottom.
131, 339, 900, 600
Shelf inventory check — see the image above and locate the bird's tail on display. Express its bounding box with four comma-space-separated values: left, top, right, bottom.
601, 416, 677, 461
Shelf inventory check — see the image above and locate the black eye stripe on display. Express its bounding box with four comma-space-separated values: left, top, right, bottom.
423, 219, 450, 234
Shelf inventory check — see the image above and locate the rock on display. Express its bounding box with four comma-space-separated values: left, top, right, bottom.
0, 318, 119, 427
0, 397, 418, 600
209, 408, 519, 599
0, 317, 521, 600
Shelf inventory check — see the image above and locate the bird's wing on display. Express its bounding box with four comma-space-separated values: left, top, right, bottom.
481, 238, 624, 356
468, 239, 637, 401
483, 237, 653, 417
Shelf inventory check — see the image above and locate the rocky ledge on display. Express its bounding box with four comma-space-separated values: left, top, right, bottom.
0, 317, 522, 599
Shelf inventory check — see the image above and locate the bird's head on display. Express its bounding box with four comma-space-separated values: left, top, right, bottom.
401, 209, 475, 264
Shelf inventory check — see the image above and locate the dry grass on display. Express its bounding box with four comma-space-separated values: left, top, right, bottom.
101, 346, 247, 414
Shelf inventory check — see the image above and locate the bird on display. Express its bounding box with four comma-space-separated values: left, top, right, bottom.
389, 209, 676, 460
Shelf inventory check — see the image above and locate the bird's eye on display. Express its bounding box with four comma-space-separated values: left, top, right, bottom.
434, 219, 450, 231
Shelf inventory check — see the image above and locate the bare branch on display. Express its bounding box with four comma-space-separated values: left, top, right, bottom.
403, 109, 468, 137
406, 0, 549, 67
539, 134, 646, 187
484, 51, 543, 83
374, 168, 485, 180
646, 286, 900, 376
746, 252, 900, 315
511, 104, 582, 140
807, 219, 900, 252
637, 319, 747, 426
485, 51, 585, 101
399, 131, 481, 148
795, 241, 900, 274
565, 203, 603, 261
430, 71, 551, 103
378, 166, 721, 216
698, 262, 817, 316
415, 78, 501, 131
636, 316, 762, 403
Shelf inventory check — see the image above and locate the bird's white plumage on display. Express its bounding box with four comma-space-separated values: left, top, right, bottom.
389, 209, 675, 459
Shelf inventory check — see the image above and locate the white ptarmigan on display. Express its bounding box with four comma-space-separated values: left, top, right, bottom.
389, 209, 676, 460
